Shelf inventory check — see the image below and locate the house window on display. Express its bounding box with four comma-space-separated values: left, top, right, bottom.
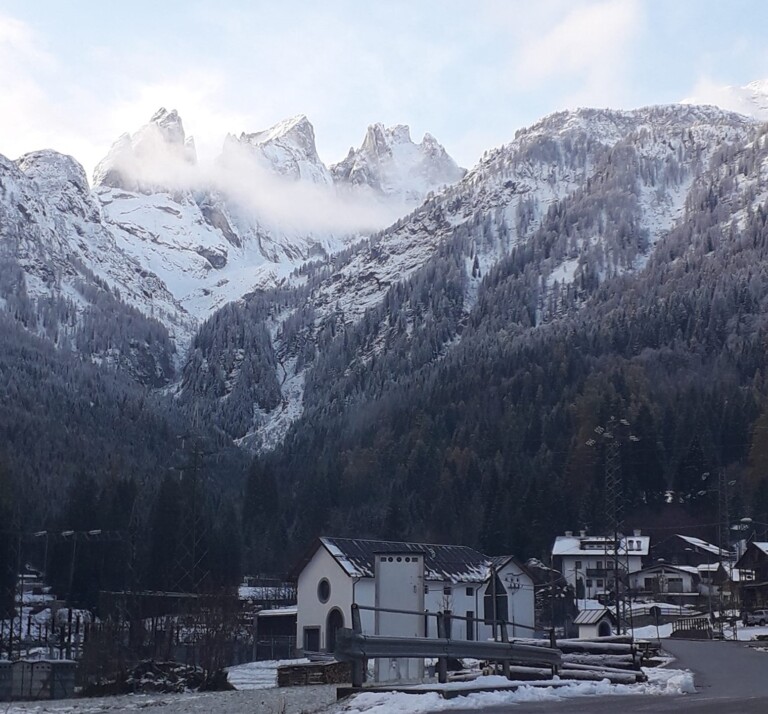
597, 579, 604, 588
586, 579, 593, 588
607, 561, 614, 570
575, 561, 582, 570
466, 587, 474, 596
317, 578, 331, 603
595, 561, 602, 570
444, 585, 452, 596
668, 577, 684, 593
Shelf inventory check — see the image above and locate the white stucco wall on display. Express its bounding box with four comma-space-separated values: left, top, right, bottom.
577, 620, 613, 639
560, 554, 644, 600
296, 545, 536, 652
296, 545, 355, 652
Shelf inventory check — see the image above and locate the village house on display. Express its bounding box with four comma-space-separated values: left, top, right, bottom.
627, 563, 701, 605
652, 534, 728, 567
734, 541, 768, 609
552, 530, 650, 602
291, 537, 535, 654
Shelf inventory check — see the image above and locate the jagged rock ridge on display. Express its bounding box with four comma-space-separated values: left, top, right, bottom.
331, 122, 466, 201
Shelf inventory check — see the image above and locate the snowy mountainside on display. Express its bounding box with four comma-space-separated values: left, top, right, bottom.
91, 110, 465, 332
682, 78, 768, 122
182, 103, 757, 450
96, 184, 342, 323
0, 150, 181, 383
331, 122, 466, 201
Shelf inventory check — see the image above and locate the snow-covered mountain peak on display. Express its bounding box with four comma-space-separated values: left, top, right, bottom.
147, 107, 187, 146
17, 150, 91, 198
224, 114, 331, 185
246, 113, 314, 146
93, 107, 197, 191
681, 78, 768, 122
331, 122, 465, 202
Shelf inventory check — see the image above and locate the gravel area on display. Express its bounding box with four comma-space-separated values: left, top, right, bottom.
5, 684, 339, 714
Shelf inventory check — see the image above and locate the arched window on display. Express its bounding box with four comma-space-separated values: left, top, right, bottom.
326, 608, 344, 652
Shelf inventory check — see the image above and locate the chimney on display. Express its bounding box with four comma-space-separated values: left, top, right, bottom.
580, 530, 587, 537
633, 529, 642, 537
565, 531, 573, 537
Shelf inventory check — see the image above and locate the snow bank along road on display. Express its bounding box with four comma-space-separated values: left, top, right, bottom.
428, 639, 768, 713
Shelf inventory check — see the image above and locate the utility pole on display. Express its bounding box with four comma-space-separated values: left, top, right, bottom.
172, 435, 213, 594
587, 417, 638, 633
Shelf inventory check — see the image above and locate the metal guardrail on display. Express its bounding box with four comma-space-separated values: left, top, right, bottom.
335, 629, 561, 665
334, 604, 562, 687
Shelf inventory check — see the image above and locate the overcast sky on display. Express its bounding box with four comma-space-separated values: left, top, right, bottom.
2, 0, 768, 177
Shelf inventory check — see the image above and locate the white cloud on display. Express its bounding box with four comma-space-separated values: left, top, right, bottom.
682, 76, 768, 120
515, 0, 641, 102
486, 0, 643, 108
0, 14, 57, 156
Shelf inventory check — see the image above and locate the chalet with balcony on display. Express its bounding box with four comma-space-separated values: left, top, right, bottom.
552, 530, 649, 602
627, 563, 700, 603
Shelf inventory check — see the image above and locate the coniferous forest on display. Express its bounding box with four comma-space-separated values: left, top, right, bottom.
3, 108, 768, 609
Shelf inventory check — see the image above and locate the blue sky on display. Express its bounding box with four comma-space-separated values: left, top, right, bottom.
2, 0, 768, 175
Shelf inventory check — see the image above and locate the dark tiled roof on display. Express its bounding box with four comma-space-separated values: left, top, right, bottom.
320, 537, 493, 582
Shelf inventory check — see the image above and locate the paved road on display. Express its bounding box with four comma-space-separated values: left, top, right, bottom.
439, 639, 768, 713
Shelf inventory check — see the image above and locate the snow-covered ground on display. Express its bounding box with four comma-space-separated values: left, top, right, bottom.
3, 686, 338, 713
2, 667, 694, 714
631, 623, 674, 639
735, 624, 768, 641
631, 621, 768, 642
328, 667, 694, 713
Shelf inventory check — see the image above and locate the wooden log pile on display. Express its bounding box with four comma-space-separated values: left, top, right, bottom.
277, 660, 352, 687
495, 636, 648, 684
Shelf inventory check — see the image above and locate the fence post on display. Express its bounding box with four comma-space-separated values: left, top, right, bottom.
437, 612, 448, 684
351, 603, 362, 634
500, 622, 511, 679
66, 608, 73, 659
549, 627, 559, 676
251, 614, 258, 662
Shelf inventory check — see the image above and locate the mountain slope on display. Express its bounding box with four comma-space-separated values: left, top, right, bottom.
0, 149, 183, 381
185, 104, 755, 449
251, 120, 768, 562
